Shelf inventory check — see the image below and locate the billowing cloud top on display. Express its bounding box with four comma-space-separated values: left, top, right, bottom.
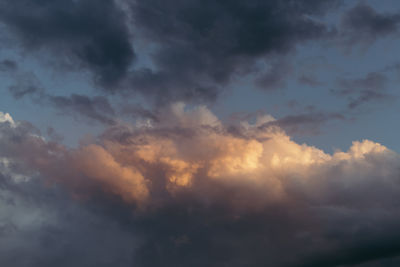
1, 106, 400, 266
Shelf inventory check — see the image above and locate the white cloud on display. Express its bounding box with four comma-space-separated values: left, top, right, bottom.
0, 111, 15, 126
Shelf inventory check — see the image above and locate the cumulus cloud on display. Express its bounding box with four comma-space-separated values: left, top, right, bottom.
1, 105, 400, 266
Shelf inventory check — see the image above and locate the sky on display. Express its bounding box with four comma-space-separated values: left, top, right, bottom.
1, 0, 400, 266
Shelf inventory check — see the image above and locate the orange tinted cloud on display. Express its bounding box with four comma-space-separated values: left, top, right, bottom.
0, 105, 394, 210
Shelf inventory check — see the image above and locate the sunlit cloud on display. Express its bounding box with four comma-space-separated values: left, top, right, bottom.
1, 105, 400, 266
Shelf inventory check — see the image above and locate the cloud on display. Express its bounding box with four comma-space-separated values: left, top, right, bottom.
0, 0, 135, 87
255, 60, 293, 90
47, 94, 117, 125
0, 157, 139, 267
1, 105, 400, 266
332, 72, 392, 109
7, 72, 43, 99
297, 74, 323, 87
126, 0, 340, 102
0, 59, 17, 72
0, 0, 342, 104
340, 2, 400, 46
3, 0, 400, 108
7, 73, 117, 125
0, 112, 15, 126
260, 111, 345, 135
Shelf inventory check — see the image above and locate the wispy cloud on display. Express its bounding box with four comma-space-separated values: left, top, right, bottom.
332, 72, 393, 109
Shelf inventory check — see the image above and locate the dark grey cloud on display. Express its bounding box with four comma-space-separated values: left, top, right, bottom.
0, 0, 135, 87
262, 111, 345, 135
332, 72, 392, 109
7, 73, 117, 125
383, 61, 400, 79
255, 60, 293, 90
8, 84, 40, 99
242, 111, 348, 135
127, 0, 340, 102
7, 72, 43, 99
0, 0, 343, 104
297, 74, 323, 87
12, 89, 117, 125
2, 0, 400, 108
352, 256, 400, 267
0, 59, 17, 72
224, 107, 345, 137
341, 2, 400, 45
120, 104, 159, 122
127, 68, 220, 104
47, 94, 117, 125
46, 127, 64, 143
